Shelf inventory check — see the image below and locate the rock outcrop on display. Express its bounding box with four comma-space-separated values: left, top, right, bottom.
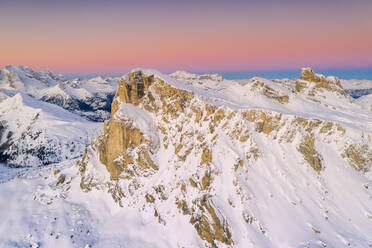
99, 72, 158, 180
297, 67, 346, 96
78, 68, 372, 247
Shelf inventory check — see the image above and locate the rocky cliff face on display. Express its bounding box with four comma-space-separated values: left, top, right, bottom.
296, 67, 346, 96
78, 68, 372, 247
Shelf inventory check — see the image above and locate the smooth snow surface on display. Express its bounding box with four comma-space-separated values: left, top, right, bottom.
0, 161, 198, 248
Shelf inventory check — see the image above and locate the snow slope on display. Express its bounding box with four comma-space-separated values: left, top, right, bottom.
38, 77, 118, 121
0, 65, 118, 121
341, 79, 372, 90
0, 92, 102, 166
0, 65, 63, 93
356, 94, 372, 111
78, 69, 371, 247
0, 68, 371, 248
340, 79, 372, 99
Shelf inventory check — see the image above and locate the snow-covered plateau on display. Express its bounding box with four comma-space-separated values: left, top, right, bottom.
0, 66, 371, 248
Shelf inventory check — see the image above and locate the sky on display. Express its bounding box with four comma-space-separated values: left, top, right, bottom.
1, 0, 372, 78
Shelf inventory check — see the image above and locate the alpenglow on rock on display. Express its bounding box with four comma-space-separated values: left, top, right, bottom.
78, 68, 372, 247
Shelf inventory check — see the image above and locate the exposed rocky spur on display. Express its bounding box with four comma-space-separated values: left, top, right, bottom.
78, 68, 372, 247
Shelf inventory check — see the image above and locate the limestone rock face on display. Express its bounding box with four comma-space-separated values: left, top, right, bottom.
98, 71, 158, 180
99, 121, 144, 179
299, 67, 345, 96
343, 144, 372, 172
301, 67, 325, 83
78, 68, 372, 247
297, 134, 323, 173
111, 71, 154, 114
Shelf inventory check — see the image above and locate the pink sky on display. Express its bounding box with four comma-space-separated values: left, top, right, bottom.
1, 1, 372, 75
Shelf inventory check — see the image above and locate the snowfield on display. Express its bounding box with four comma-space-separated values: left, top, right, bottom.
0, 66, 371, 248
341, 79, 372, 99
0, 92, 102, 166
0, 66, 116, 166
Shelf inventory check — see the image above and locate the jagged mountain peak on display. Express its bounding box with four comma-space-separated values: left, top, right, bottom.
297, 67, 345, 97
0, 66, 119, 166
3, 65, 33, 73
0, 66, 371, 247
2, 64, 65, 83
0, 65, 119, 122
300, 67, 338, 83
77, 68, 372, 247
0, 65, 65, 93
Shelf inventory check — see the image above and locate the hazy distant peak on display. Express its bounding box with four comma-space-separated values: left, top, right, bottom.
170, 70, 224, 81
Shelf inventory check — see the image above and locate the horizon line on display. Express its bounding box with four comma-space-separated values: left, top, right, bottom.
63, 67, 372, 80
2, 64, 372, 80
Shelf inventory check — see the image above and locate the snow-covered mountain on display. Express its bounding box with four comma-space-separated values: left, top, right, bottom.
0, 65, 118, 166
0, 65, 118, 121
355, 93, 372, 111
0, 65, 64, 92
341, 79, 372, 99
75, 68, 371, 247
0, 67, 371, 247
0, 92, 102, 166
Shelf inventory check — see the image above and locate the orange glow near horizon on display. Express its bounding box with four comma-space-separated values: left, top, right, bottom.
1, 1, 372, 75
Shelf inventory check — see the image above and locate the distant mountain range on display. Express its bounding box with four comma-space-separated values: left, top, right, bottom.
0, 65, 118, 122
0, 65, 371, 168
